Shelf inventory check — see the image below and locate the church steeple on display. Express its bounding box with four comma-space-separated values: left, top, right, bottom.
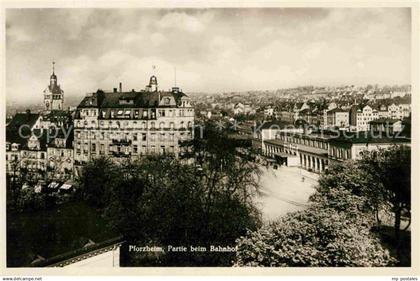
44, 60, 64, 111
50, 61, 57, 87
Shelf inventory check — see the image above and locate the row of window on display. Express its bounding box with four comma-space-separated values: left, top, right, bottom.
276, 135, 329, 150
329, 147, 351, 160
76, 144, 176, 155
80, 108, 194, 119
76, 131, 191, 141
75, 120, 194, 129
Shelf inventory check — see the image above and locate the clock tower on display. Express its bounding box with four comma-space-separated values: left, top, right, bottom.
43, 61, 64, 111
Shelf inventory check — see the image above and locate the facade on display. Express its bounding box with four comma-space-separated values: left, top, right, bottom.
73, 75, 194, 172
368, 118, 403, 135
328, 135, 410, 163
356, 105, 378, 132
233, 103, 255, 115
46, 128, 74, 181
6, 111, 42, 175
19, 131, 48, 177
6, 67, 74, 181
263, 131, 334, 173
324, 108, 350, 129
262, 129, 410, 173
398, 102, 411, 119
263, 106, 274, 117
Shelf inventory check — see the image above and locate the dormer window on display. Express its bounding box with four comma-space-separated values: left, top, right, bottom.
164, 98, 170, 105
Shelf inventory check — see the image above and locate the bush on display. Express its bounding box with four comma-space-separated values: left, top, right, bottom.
235, 197, 395, 267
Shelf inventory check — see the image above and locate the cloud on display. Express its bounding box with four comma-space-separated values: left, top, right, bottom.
151, 33, 167, 46
157, 11, 214, 33
60, 9, 93, 39
5, 8, 411, 105
6, 25, 32, 42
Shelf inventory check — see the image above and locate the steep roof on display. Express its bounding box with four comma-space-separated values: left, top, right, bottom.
260, 120, 292, 129
329, 133, 410, 145
7, 112, 40, 131
326, 108, 349, 114
47, 127, 74, 149
6, 112, 40, 146
78, 89, 188, 109
369, 118, 401, 124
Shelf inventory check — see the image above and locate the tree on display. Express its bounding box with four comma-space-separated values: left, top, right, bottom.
80, 154, 261, 266
311, 145, 411, 264
79, 157, 118, 208
358, 146, 411, 245
235, 188, 395, 267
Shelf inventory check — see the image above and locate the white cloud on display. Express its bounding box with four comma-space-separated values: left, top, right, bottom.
7, 26, 32, 42
158, 11, 214, 33
151, 33, 167, 46
61, 9, 93, 39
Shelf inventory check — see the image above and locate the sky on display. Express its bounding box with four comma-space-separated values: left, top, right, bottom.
6, 8, 411, 105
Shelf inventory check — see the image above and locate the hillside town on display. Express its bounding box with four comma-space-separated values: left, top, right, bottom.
6, 65, 412, 192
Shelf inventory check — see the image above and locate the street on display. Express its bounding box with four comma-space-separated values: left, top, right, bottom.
257, 165, 318, 222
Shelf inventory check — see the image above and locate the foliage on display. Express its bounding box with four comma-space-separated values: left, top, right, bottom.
358, 145, 411, 242
235, 187, 395, 267
235, 146, 410, 267
14, 187, 48, 212
79, 157, 118, 208
80, 149, 262, 266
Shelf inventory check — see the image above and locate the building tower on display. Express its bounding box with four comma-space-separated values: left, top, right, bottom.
43, 61, 64, 111
149, 75, 158, 92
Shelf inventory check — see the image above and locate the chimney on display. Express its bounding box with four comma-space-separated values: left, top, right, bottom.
119, 82, 122, 93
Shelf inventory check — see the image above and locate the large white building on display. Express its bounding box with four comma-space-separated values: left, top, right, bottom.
73, 75, 194, 173
355, 105, 378, 132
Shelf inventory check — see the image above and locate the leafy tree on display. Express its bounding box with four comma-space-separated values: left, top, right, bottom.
358, 145, 411, 244
235, 188, 395, 267
15, 187, 48, 212
311, 145, 411, 264
80, 153, 261, 266
318, 146, 411, 243
79, 157, 118, 208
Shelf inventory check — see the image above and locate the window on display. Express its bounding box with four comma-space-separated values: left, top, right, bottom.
133, 145, 138, 154
142, 134, 147, 141
133, 133, 138, 141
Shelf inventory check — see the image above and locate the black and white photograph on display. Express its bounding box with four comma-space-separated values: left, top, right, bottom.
1, 1, 418, 277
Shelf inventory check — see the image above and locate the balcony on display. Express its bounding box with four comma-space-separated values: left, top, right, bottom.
111, 139, 132, 145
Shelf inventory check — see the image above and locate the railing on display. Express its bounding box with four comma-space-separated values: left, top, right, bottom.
29, 235, 124, 267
